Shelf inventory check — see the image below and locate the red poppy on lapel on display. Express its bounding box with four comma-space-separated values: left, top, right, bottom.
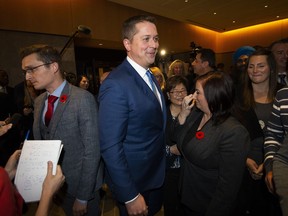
60, 95, 68, 103
196, 131, 204, 140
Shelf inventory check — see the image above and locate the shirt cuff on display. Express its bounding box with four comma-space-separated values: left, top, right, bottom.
125, 194, 140, 204
76, 199, 87, 204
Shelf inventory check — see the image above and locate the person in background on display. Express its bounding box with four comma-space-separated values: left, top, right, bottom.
232, 49, 282, 215
230, 46, 255, 86
191, 48, 215, 77
163, 75, 189, 216
167, 59, 186, 78
269, 38, 288, 86
99, 15, 166, 216
64, 72, 77, 86
21, 44, 103, 216
176, 71, 249, 215
150, 66, 165, 91
216, 62, 225, 72
77, 74, 90, 91
14, 80, 43, 140
0, 69, 16, 120
100, 71, 110, 85
264, 77, 288, 214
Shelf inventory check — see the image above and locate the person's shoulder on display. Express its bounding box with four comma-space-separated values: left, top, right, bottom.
276, 86, 288, 97
70, 84, 94, 98
34, 91, 46, 103
220, 116, 248, 133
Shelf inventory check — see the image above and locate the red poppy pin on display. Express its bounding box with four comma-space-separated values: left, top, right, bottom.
196, 131, 204, 140
60, 95, 68, 103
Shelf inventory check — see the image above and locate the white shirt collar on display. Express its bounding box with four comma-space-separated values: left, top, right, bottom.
126, 56, 148, 79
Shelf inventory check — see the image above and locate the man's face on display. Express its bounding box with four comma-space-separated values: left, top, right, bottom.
192, 53, 205, 76
124, 21, 159, 69
236, 55, 249, 72
22, 53, 55, 92
271, 43, 288, 71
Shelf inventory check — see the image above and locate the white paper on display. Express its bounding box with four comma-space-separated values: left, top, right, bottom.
14, 140, 63, 202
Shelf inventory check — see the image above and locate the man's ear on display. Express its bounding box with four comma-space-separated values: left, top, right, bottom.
123, 39, 131, 51
202, 60, 209, 68
51, 62, 59, 74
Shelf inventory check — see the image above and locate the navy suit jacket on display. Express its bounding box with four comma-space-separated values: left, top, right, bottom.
99, 59, 167, 203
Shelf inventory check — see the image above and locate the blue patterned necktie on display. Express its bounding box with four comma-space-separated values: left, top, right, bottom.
146, 70, 161, 105
146, 70, 158, 95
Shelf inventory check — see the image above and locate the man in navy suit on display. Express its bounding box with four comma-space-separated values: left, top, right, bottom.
99, 15, 166, 216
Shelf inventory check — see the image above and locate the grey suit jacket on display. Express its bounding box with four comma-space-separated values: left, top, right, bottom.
33, 82, 103, 200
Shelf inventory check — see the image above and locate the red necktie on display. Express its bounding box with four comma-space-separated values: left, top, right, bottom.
45, 95, 58, 126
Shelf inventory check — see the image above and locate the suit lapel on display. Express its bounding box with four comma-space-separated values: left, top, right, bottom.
48, 82, 71, 138
33, 93, 46, 139
124, 60, 167, 129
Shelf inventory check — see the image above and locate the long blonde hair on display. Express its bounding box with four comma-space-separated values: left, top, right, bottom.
150, 67, 166, 91
167, 59, 186, 78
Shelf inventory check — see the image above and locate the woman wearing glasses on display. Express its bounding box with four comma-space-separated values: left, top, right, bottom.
163, 75, 189, 216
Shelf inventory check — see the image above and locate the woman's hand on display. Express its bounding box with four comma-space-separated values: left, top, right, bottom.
5, 149, 21, 180
246, 158, 263, 180
170, 144, 181, 156
0, 120, 12, 136
178, 94, 194, 125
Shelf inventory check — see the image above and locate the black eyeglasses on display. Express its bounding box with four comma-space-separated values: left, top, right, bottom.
22, 62, 53, 76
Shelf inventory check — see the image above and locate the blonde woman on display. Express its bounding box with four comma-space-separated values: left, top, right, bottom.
167, 59, 186, 78
150, 66, 165, 91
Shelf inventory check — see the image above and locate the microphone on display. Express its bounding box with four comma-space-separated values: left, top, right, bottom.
4, 113, 22, 127
77, 25, 91, 35
60, 25, 92, 56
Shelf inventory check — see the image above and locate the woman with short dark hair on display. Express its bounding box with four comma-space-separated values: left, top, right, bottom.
176, 71, 249, 215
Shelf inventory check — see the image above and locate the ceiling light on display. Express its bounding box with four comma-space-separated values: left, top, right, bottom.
233, 21, 236, 23
264, 5, 268, 8
213, 12, 217, 15
160, 49, 166, 56
276, 16, 280, 18
184, 0, 188, 2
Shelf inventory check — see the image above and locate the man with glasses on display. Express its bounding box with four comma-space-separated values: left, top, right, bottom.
20, 44, 103, 216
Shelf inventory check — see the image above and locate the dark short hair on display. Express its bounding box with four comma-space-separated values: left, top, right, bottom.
198, 48, 216, 69
196, 71, 234, 125
122, 15, 156, 40
269, 38, 288, 50
20, 44, 63, 77
165, 75, 189, 94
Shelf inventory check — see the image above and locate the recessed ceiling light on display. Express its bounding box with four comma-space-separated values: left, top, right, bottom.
233, 21, 236, 23
184, 0, 188, 2
213, 12, 217, 15
160, 49, 166, 56
264, 5, 268, 8
276, 16, 280, 18
99, 43, 103, 46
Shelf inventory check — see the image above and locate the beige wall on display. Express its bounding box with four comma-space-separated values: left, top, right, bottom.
1, 0, 287, 53
0, 0, 287, 85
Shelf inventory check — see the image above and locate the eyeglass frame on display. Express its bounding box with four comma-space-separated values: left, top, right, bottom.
169, 90, 187, 95
22, 62, 54, 76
